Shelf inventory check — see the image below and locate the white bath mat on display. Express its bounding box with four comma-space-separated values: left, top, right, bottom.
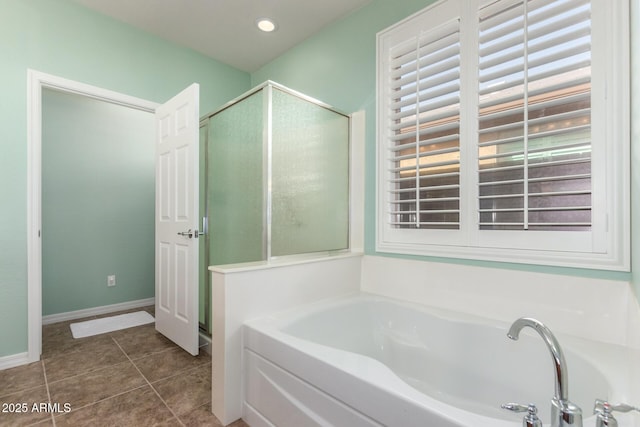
70, 311, 154, 338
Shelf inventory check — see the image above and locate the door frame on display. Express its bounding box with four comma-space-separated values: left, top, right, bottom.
26, 69, 158, 362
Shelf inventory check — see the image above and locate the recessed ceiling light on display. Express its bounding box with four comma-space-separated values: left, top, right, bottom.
256, 18, 277, 33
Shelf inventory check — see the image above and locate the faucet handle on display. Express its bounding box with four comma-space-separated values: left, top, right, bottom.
594, 399, 640, 427
502, 403, 543, 427
595, 399, 640, 413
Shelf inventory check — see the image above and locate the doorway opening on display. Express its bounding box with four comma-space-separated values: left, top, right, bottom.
27, 70, 204, 362
41, 88, 155, 320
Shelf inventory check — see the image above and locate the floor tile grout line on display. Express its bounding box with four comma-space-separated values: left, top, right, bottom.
47, 335, 166, 419
110, 333, 210, 382
111, 336, 186, 427
114, 341, 179, 362
47, 332, 149, 418
41, 334, 124, 372
0, 382, 47, 400
41, 360, 56, 427
44, 357, 135, 387
41, 311, 209, 426
51, 384, 150, 418
145, 359, 212, 386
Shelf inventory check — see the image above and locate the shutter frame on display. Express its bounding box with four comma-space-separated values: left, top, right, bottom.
376, 0, 629, 271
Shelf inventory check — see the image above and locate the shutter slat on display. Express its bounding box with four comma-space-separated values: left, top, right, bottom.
529, 59, 591, 84
390, 173, 460, 186
390, 23, 460, 68
527, 42, 591, 72
528, 91, 590, 112
479, 189, 591, 200
390, 158, 460, 173
394, 145, 459, 162
527, 124, 591, 141
479, 120, 524, 136
530, 0, 589, 20
479, 33, 524, 59
391, 93, 460, 121
528, 173, 591, 183
390, 116, 459, 134
528, 108, 591, 131
527, 0, 588, 16
390, 133, 459, 151
390, 196, 460, 203
480, 206, 591, 214
480, 26, 589, 71
478, 221, 591, 227
392, 55, 460, 89
479, 0, 524, 29
392, 81, 460, 111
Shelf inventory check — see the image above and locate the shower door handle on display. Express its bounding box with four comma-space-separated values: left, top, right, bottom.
194, 217, 207, 239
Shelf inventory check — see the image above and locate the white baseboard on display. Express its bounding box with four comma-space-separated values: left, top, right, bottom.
0, 352, 31, 371
42, 298, 155, 325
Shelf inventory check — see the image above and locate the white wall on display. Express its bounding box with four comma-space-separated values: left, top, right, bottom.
360, 255, 640, 349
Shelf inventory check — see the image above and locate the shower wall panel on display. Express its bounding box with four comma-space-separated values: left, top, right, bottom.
208, 90, 265, 265
271, 88, 349, 256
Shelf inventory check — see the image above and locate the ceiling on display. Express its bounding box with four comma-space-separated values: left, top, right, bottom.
70, 0, 372, 73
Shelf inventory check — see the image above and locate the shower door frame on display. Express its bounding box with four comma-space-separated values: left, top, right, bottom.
200, 80, 353, 266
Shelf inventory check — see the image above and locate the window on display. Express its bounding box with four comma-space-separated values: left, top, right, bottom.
376, 0, 629, 270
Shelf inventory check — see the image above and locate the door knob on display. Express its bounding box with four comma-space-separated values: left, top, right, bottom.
177, 229, 193, 238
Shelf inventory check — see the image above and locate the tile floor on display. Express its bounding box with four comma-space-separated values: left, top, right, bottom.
0, 306, 249, 427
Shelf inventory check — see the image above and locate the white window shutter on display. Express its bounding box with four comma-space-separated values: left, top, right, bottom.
376, 0, 629, 270
477, 0, 592, 231
387, 19, 462, 230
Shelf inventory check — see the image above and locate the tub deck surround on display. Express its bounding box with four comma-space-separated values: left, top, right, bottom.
242, 294, 640, 427
209, 253, 363, 425
209, 254, 640, 425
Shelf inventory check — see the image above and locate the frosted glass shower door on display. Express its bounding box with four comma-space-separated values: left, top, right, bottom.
270, 88, 350, 256
208, 91, 265, 265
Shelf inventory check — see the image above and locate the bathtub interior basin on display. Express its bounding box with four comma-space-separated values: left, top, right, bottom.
277, 296, 611, 421
243, 294, 638, 427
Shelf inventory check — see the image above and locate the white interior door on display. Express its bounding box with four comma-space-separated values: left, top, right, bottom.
155, 83, 200, 355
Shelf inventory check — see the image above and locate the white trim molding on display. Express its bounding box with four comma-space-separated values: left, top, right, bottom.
349, 110, 366, 253
0, 353, 32, 371
41, 298, 155, 325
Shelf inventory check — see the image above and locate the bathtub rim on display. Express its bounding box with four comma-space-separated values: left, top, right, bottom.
243, 292, 640, 426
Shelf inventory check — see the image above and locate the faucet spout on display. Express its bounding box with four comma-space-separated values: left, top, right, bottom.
507, 317, 582, 427
507, 317, 568, 402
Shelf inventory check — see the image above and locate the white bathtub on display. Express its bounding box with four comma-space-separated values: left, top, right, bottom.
242, 294, 640, 427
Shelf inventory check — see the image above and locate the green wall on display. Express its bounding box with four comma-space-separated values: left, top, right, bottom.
42, 89, 155, 315
251, 0, 637, 289
0, 0, 250, 357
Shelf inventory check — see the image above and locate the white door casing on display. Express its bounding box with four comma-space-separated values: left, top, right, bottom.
24, 71, 200, 369
155, 83, 200, 356
25, 70, 158, 369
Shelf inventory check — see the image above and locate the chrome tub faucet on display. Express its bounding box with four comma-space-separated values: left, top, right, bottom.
506, 317, 583, 427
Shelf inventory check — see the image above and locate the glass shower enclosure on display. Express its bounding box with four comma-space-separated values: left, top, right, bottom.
198, 82, 350, 334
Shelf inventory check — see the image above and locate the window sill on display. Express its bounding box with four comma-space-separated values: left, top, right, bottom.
376, 240, 629, 272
